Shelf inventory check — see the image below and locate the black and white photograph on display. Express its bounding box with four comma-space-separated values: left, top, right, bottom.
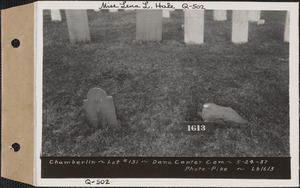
42, 8, 290, 158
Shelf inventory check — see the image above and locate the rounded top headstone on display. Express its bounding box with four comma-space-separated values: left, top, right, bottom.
87, 88, 107, 101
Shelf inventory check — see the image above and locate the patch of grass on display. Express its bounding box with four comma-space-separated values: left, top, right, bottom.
42, 10, 289, 157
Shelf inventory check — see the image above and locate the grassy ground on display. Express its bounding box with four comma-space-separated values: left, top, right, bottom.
42, 10, 289, 157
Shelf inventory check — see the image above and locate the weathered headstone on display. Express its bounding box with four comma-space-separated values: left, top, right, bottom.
200, 103, 248, 125
284, 11, 290, 42
50, 9, 62, 21
184, 10, 205, 44
83, 88, 118, 129
232, 10, 249, 43
248, 10, 261, 22
65, 10, 91, 43
136, 10, 163, 41
163, 10, 170, 18
109, 9, 118, 12
213, 10, 227, 21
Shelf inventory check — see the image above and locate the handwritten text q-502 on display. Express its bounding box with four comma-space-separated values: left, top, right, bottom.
182, 3, 205, 9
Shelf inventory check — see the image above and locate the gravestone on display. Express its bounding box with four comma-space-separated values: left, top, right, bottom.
163, 10, 170, 18
109, 9, 118, 12
284, 11, 290, 42
94, 9, 100, 12
136, 10, 163, 41
125, 9, 134, 11
248, 10, 261, 22
50, 9, 62, 21
83, 88, 118, 129
213, 10, 227, 21
184, 10, 205, 44
200, 103, 248, 125
65, 10, 91, 43
232, 10, 249, 43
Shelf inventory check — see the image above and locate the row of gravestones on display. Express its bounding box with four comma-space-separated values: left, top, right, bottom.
50, 9, 290, 44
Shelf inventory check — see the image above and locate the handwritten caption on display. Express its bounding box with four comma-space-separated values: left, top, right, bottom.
49, 158, 273, 172
97, 1, 205, 10
42, 157, 290, 179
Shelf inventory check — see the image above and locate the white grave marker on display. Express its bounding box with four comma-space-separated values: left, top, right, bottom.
65, 10, 91, 43
163, 10, 170, 18
232, 10, 249, 43
284, 11, 290, 42
136, 10, 163, 41
184, 10, 205, 44
248, 10, 261, 22
94, 9, 100, 12
213, 10, 227, 21
50, 9, 62, 21
109, 9, 118, 12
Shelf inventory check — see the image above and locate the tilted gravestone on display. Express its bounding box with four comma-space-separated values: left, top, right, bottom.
163, 10, 170, 18
65, 10, 91, 43
83, 88, 118, 129
184, 10, 205, 44
50, 9, 62, 21
284, 11, 290, 42
136, 10, 163, 41
200, 103, 248, 125
213, 10, 227, 21
232, 10, 249, 43
248, 10, 261, 22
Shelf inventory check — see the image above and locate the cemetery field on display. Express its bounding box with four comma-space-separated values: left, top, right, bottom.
42, 10, 289, 157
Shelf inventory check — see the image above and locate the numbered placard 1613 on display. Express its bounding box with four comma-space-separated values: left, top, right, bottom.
180, 121, 214, 134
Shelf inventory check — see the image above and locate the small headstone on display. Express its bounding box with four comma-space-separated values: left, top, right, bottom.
109, 9, 118, 12
184, 10, 205, 44
65, 10, 91, 43
163, 10, 170, 18
200, 103, 248, 125
284, 11, 290, 42
213, 10, 227, 21
94, 9, 100, 12
248, 10, 261, 22
136, 10, 163, 41
50, 9, 62, 21
83, 88, 118, 129
232, 10, 249, 43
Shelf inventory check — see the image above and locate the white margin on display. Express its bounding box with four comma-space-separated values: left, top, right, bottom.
33, 2, 38, 186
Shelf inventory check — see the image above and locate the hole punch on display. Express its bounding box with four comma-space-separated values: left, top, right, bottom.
11, 39, 20, 48
10, 143, 20, 152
